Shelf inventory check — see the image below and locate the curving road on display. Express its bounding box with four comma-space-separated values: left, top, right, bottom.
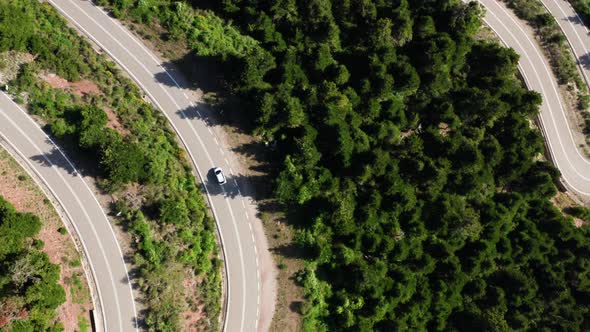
0, 92, 137, 331
475, 0, 590, 199
540, 0, 590, 105
47, 0, 275, 331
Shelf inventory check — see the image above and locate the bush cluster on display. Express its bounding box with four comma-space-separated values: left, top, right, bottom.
0, 196, 65, 331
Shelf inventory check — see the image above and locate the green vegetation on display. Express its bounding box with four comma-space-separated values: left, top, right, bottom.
68, 274, 86, 305
0, 196, 65, 331
0, 1, 220, 330
78, 316, 89, 332
565, 205, 590, 221
103, 0, 590, 330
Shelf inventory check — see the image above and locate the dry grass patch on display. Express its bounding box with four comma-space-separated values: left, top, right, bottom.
552, 191, 588, 227
0, 51, 35, 85
261, 208, 305, 332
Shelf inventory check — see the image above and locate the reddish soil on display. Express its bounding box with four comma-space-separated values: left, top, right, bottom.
182, 271, 206, 332
42, 72, 100, 97
103, 107, 130, 136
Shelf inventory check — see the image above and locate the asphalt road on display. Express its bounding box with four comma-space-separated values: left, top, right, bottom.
0, 92, 137, 331
477, 0, 590, 198
47, 0, 273, 331
540, 0, 590, 99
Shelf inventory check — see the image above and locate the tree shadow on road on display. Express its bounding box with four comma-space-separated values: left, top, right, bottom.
30, 144, 77, 175
579, 52, 590, 70
29, 129, 105, 180
564, 15, 585, 26
154, 51, 258, 134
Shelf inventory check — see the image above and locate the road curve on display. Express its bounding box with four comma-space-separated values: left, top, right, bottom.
475, 0, 590, 198
0, 92, 137, 331
540, 1, 590, 104
46, 1, 275, 331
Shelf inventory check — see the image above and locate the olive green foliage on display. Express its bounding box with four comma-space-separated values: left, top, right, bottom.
0, 196, 65, 331
565, 206, 590, 221
90, 0, 590, 330
1, 1, 220, 330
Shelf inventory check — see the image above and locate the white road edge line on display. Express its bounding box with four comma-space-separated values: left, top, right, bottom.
480, 0, 590, 195
0, 98, 128, 331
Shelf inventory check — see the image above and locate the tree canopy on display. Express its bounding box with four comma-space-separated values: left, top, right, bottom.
0, 196, 65, 331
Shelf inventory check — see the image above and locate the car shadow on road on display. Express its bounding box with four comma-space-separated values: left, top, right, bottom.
203, 168, 270, 201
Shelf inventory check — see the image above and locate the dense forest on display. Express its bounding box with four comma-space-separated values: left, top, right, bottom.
0, 2, 220, 330
206, 1, 590, 330
0, 196, 65, 331
72, 0, 590, 330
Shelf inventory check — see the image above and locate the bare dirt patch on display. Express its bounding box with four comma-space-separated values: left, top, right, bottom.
261, 209, 305, 332
552, 191, 588, 227
40, 71, 101, 96
0, 147, 92, 331
103, 107, 130, 136
182, 271, 206, 332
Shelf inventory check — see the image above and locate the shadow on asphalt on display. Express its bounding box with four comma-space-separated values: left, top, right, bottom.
579, 52, 590, 70
30, 141, 77, 175
203, 168, 269, 200
565, 14, 585, 26
153, 52, 225, 93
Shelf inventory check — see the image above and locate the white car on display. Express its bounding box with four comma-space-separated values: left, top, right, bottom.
213, 167, 227, 185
